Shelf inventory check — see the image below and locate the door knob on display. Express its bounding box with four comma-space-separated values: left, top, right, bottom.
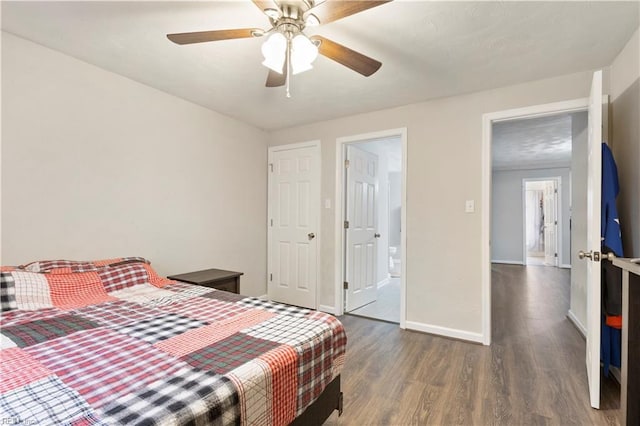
374, 233, 381, 238
578, 250, 615, 261
601, 252, 615, 261
578, 250, 592, 260
308, 232, 315, 240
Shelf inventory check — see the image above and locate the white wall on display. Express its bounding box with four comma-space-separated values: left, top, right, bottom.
610, 28, 639, 257
1, 33, 269, 296
491, 168, 571, 266
269, 69, 600, 338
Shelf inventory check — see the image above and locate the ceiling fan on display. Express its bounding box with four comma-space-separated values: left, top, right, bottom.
167, 0, 392, 96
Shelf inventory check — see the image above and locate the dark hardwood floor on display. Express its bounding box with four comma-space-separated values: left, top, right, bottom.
326, 264, 620, 425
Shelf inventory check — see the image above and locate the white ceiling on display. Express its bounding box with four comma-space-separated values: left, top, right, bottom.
2, 1, 638, 130
492, 113, 583, 170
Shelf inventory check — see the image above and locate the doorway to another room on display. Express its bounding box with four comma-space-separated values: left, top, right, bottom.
335, 129, 406, 326
484, 74, 613, 410
490, 112, 575, 271
523, 178, 560, 267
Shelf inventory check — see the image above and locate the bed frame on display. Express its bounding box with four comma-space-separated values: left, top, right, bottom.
290, 375, 343, 426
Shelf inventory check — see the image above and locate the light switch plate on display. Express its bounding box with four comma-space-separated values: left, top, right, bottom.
465, 200, 475, 213
324, 198, 331, 209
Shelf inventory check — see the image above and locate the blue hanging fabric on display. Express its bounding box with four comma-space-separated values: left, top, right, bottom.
600, 142, 623, 377
601, 143, 624, 257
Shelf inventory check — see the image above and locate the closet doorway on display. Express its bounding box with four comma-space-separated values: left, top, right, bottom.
523, 178, 560, 267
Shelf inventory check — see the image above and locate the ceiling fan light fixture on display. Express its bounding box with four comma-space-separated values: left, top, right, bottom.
291, 34, 319, 75
261, 32, 287, 73
292, 62, 313, 75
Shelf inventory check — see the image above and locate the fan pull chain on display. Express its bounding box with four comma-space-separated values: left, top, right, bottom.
286, 37, 292, 98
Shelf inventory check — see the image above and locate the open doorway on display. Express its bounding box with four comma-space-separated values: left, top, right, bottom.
334, 128, 407, 327
343, 138, 402, 323
481, 70, 608, 408
490, 113, 573, 270
524, 178, 560, 267
483, 85, 619, 410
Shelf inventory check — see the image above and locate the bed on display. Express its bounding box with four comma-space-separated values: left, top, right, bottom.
0, 257, 346, 425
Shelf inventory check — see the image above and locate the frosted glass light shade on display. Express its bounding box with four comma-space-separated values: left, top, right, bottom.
261, 32, 287, 73
291, 34, 318, 75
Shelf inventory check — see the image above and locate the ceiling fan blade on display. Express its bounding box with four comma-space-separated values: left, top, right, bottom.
167, 28, 259, 45
251, 0, 280, 15
311, 35, 382, 77
265, 56, 288, 87
305, 0, 391, 25
266, 69, 286, 87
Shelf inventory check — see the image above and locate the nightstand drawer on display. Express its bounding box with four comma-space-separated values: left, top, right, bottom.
168, 268, 243, 294
201, 278, 238, 294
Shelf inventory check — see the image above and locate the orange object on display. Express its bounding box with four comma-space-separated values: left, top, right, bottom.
606, 315, 622, 329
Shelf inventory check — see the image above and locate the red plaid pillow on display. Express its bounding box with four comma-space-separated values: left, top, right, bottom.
20, 257, 172, 289
142, 264, 173, 288
1, 262, 173, 312
47, 271, 115, 309
1, 270, 115, 311
94, 262, 174, 292
21, 257, 149, 273
1, 257, 173, 311
90, 261, 172, 289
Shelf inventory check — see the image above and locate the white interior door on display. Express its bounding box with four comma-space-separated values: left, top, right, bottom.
584, 70, 603, 409
268, 144, 320, 309
345, 145, 379, 311
543, 180, 558, 266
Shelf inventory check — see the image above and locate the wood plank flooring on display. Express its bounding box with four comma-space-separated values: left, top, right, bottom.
326, 264, 620, 425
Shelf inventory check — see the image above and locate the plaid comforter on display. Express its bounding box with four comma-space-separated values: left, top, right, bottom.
0, 259, 346, 426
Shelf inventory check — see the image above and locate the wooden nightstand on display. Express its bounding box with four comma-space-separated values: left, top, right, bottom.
168, 268, 243, 294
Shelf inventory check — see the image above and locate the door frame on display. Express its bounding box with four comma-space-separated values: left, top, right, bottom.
334, 128, 408, 328
522, 177, 562, 267
267, 140, 322, 308
482, 98, 590, 345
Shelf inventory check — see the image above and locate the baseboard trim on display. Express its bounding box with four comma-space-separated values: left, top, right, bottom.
257, 294, 268, 300
318, 304, 336, 315
560, 264, 571, 269
377, 278, 390, 289
491, 260, 524, 265
405, 321, 484, 344
567, 310, 586, 337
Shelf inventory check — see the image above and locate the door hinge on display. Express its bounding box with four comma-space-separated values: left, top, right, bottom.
345, 159, 350, 168
344, 220, 349, 229
270, 219, 273, 226
554, 188, 558, 194
270, 273, 273, 281
343, 281, 349, 289
269, 163, 274, 172
554, 220, 558, 225
554, 253, 558, 257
